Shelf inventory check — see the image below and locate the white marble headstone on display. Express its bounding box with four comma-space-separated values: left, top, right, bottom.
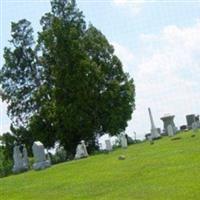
105, 139, 112, 151
32, 141, 51, 170
75, 140, 88, 159
192, 122, 198, 133
167, 125, 174, 137
22, 145, 29, 169
148, 108, 161, 139
120, 134, 128, 148
12, 144, 29, 173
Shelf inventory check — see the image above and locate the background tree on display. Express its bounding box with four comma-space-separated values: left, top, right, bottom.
0, 0, 135, 157
0, 19, 40, 126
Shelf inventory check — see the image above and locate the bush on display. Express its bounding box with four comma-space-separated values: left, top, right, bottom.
0, 148, 13, 177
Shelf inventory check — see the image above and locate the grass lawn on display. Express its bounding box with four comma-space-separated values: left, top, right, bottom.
1, 130, 200, 200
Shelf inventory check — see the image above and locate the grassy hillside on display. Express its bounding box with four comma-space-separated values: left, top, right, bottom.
1, 130, 200, 200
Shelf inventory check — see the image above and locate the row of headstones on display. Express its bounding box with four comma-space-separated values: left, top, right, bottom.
13, 135, 128, 173
13, 140, 88, 173
104, 133, 128, 151
148, 108, 177, 140
161, 120, 199, 137
12, 141, 51, 173
147, 108, 200, 142
65, 133, 128, 159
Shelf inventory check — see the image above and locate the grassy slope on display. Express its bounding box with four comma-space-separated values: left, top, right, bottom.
1, 130, 200, 200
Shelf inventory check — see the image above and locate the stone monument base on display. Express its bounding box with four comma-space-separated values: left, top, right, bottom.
33, 160, 51, 170
12, 166, 28, 174
151, 128, 161, 139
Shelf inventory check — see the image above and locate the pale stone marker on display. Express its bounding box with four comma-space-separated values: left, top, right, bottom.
22, 145, 29, 169
160, 114, 176, 135
167, 124, 174, 137
148, 108, 161, 139
120, 133, 128, 148
12, 145, 23, 173
198, 121, 200, 128
105, 139, 112, 151
12, 144, 29, 173
192, 122, 198, 133
32, 141, 51, 170
75, 140, 88, 159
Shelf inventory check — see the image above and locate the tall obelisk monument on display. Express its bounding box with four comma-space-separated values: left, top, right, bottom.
148, 107, 160, 139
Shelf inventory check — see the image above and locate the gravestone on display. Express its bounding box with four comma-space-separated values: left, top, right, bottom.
186, 114, 195, 130
22, 144, 29, 169
12, 144, 29, 173
120, 133, 128, 148
32, 141, 51, 170
105, 139, 112, 151
167, 124, 174, 137
148, 108, 161, 139
75, 140, 88, 159
192, 122, 198, 133
160, 114, 176, 135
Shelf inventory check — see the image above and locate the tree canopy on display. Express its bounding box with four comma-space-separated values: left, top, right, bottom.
0, 0, 135, 156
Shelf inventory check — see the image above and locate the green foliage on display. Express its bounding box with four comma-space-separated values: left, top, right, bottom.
0, 19, 40, 126
1, 131, 200, 199
1, 132, 15, 160
0, 147, 13, 177
0, 0, 135, 156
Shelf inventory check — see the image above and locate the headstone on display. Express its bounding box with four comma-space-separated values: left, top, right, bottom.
32, 141, 51, 170
75, 140, 88, 159
119, 133, 128, 148
157, 128, 161, 134
148, 108, 161, 139
160, 114, 176, 135
192, 122, 198, 133
167, 124, 174, 137
22, 144, 29, 169
105, 139, 112, 151
12, 144, 29, 173
186, 114, 195, 130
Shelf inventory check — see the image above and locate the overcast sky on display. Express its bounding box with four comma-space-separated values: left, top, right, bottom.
1, 0, 200, 139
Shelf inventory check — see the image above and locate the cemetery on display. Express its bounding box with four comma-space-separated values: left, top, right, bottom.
1, 107, 200, 199
0, 0, 200, 199
1, 129, 200, 200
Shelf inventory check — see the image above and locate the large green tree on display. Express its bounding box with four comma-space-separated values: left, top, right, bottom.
1, 0, 135, 156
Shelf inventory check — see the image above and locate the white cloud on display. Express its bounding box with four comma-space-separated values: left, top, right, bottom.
134, 21, 200, 138
112, 42, 135, 72
112, 0, 144, 16
112, 21, 200, 139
